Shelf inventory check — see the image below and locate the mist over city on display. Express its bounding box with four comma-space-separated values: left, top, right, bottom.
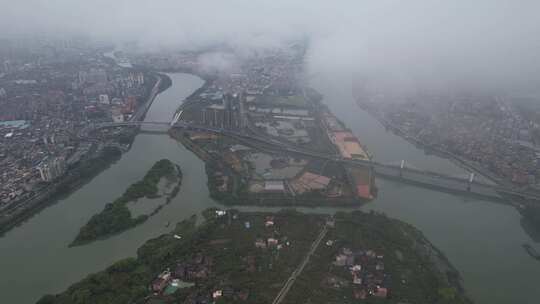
3, 0, 540, 93
2, 1, 540, 304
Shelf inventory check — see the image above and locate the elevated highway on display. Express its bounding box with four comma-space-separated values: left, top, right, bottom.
93, 120, 540, 203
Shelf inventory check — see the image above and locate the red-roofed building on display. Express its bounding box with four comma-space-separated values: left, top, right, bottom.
357, 184, 371, 200
374, 287, 388, 298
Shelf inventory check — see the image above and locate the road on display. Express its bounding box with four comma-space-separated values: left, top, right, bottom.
129, 75, 163, 122
272, 223, 329, 304
92, 121, 540, 203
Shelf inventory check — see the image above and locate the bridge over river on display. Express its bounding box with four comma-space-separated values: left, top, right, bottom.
94, 121, 540, 203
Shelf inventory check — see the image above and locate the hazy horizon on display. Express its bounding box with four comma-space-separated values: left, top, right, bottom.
3, 0, 540, 94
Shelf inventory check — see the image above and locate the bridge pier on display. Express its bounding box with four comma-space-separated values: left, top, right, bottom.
467, 172, 475, 191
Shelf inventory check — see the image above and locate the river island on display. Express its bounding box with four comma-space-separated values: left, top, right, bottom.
39, 209, 471, 304
71, 159, 182, 246
147, 46, 378, 208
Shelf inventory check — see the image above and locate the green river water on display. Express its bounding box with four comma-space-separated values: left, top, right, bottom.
0, 72, 538, 303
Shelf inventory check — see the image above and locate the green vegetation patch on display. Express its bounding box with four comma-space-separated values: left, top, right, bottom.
71, 159, 181, 246
38, 216, 198, 304
285, 211, 472, 304
42, 209, 471, 304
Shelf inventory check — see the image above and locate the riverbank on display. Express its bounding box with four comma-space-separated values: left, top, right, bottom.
168, 69, 375, 207
0, 70, 165, 237
0, 72, 210, 304
3, 69, 540, 304
38, 209, 471, 304
0, 146, 124, 236
169, 128, 370, 208
523, 243, 540, 261
356, 101, 503, 187
355, 102, 540, 226
129, 72, 168, 122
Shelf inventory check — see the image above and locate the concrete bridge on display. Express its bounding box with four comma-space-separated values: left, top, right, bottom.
95, 121, 172, 128
94, 120, 540, 203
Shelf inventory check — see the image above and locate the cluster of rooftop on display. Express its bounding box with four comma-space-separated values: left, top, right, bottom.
359, 92, 540, 188
330, 247, 389, 300
161, 43, 374, 205
0, 38, 153, 229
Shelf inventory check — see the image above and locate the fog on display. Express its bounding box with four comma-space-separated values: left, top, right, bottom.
3, 0, 540, 94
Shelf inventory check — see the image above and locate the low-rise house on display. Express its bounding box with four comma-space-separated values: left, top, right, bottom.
374, 287, 388, 298
152, 270, 172, 293
267, 238, 278, 247
255, 238, 267, 249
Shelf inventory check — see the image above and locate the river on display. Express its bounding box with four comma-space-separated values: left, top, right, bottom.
311, 72, 540, 304
0, 73, 215, 304
0, 72, 539, 304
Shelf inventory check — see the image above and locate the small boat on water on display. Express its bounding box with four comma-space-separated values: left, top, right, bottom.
523, 243, 540, 260
165, 221, 170, 227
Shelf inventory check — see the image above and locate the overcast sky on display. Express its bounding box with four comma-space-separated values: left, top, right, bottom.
3, 0, 540, 94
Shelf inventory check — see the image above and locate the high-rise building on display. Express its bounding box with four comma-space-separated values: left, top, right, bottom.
3, 60, 11, 73
37, 157, 67, 182
78, 71, 87, 85
99, 94, 110, 105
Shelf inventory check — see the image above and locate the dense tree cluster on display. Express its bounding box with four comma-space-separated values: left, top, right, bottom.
71, 159, 180, 246
39, 216, 198, 304
42, 209, 472, 304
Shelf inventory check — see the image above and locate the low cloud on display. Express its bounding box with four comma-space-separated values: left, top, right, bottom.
197, 52, 240, 75
3, 0, 540, 94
